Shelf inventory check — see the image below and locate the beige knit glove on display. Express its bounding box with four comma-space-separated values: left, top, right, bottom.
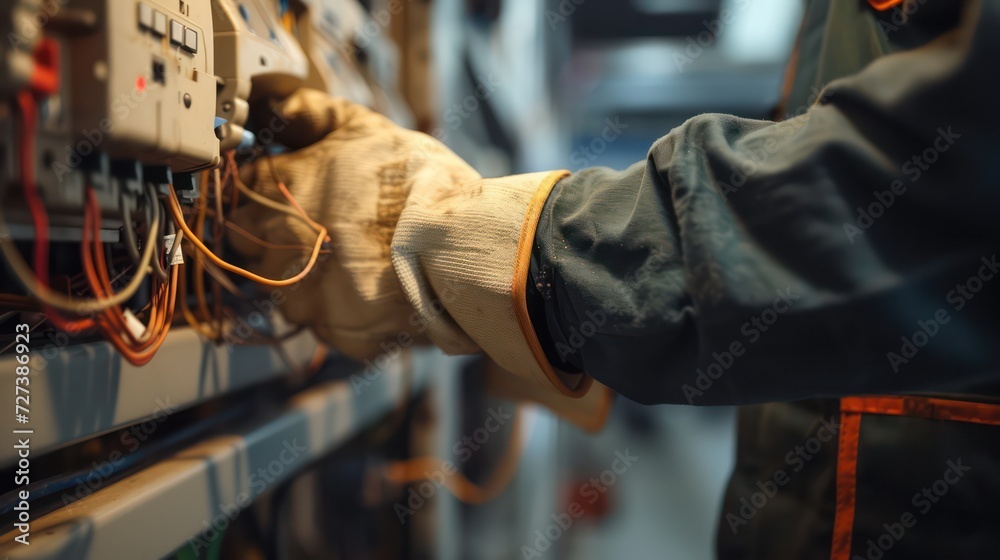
234, 89, 601, 407
232, 89, 481, 360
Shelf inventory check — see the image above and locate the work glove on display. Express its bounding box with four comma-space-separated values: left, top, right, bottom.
231, 88, 479, 359
232, 89, 610, 427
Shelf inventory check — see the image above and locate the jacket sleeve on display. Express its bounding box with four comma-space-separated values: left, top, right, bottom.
526, 0, 1000, 405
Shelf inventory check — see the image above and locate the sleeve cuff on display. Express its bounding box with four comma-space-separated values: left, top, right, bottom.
510, 170, 594, 397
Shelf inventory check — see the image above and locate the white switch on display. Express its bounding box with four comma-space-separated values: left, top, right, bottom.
152, 11, 167, 36
183, 27, 198, 53
170, 20, 184, 45
138, 3, 153, 30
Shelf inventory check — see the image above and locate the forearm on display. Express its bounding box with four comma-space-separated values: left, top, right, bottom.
528, 0, 1000, 404
530, 124, 1000, 405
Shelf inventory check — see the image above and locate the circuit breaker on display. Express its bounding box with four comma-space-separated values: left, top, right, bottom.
0, 1, 216, 224
63, 0, 220, 172
289, 0, 377, 107
211, 0, 309, 150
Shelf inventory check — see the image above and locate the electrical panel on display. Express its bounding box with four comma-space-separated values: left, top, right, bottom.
0, 0, 46, 98
64, 0, 220, 173
211, 0, 309, 150
0, 2, 457, 557
290, 0, 377, 106
0, 0, 415, 366
288, 0, 412, 125
0, 0, 219, 223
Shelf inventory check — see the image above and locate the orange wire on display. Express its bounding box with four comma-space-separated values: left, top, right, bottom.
82, 191, 142, 346
264, 156, 331, 243
224, 220, 330, 253
192, 171, 220, 337
91, 202, 165, 348
82, 189, 174, 365
165, 185, 325, 287
226, 153, 240, 213
210, 170, 225, 337
383, 407, 528, 504
178, 262, 223, 339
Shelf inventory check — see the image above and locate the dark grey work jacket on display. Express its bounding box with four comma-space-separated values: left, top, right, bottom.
527, 0, 1000, 557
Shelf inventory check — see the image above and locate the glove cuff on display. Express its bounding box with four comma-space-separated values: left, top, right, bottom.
509, 170, 593, 397
391, 170, 595, 398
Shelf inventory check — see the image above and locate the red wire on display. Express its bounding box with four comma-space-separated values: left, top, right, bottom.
17, 92, 47, 282
16, 91, 95, 332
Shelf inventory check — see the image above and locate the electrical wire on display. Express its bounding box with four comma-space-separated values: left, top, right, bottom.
264, 155, 331, 243
104, 194, 172, 348
226, 151, 331, 247
0, 198, 159, 314
383, 407, 530, 505
208, 170, 228, 334
196, 256, 246, 298
0, 93, 86, 332
82, 186, 176, 365
202, 166, 322, 255
0, 94, 319, 370
178, 262, 223, 339
223, 220, 330, 253
213, 167, 226, 226
225, 154, 320, 224
119, 192, 144, 273
82, 189, 152, 343
0, 317, 46, 355
164, 184, 326, 287
0, 93, 158, 322
192, 171, 223, 340
17, 91, 50, 288
146, 187, 170, 282
172, 162, 326, 339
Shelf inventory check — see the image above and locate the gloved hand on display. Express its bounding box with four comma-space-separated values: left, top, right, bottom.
232, 89, 604, 411
231, 88, 480, 360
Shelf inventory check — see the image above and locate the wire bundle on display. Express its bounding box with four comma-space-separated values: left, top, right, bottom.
81, 187, 177, 365
0, 76, 337, 362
